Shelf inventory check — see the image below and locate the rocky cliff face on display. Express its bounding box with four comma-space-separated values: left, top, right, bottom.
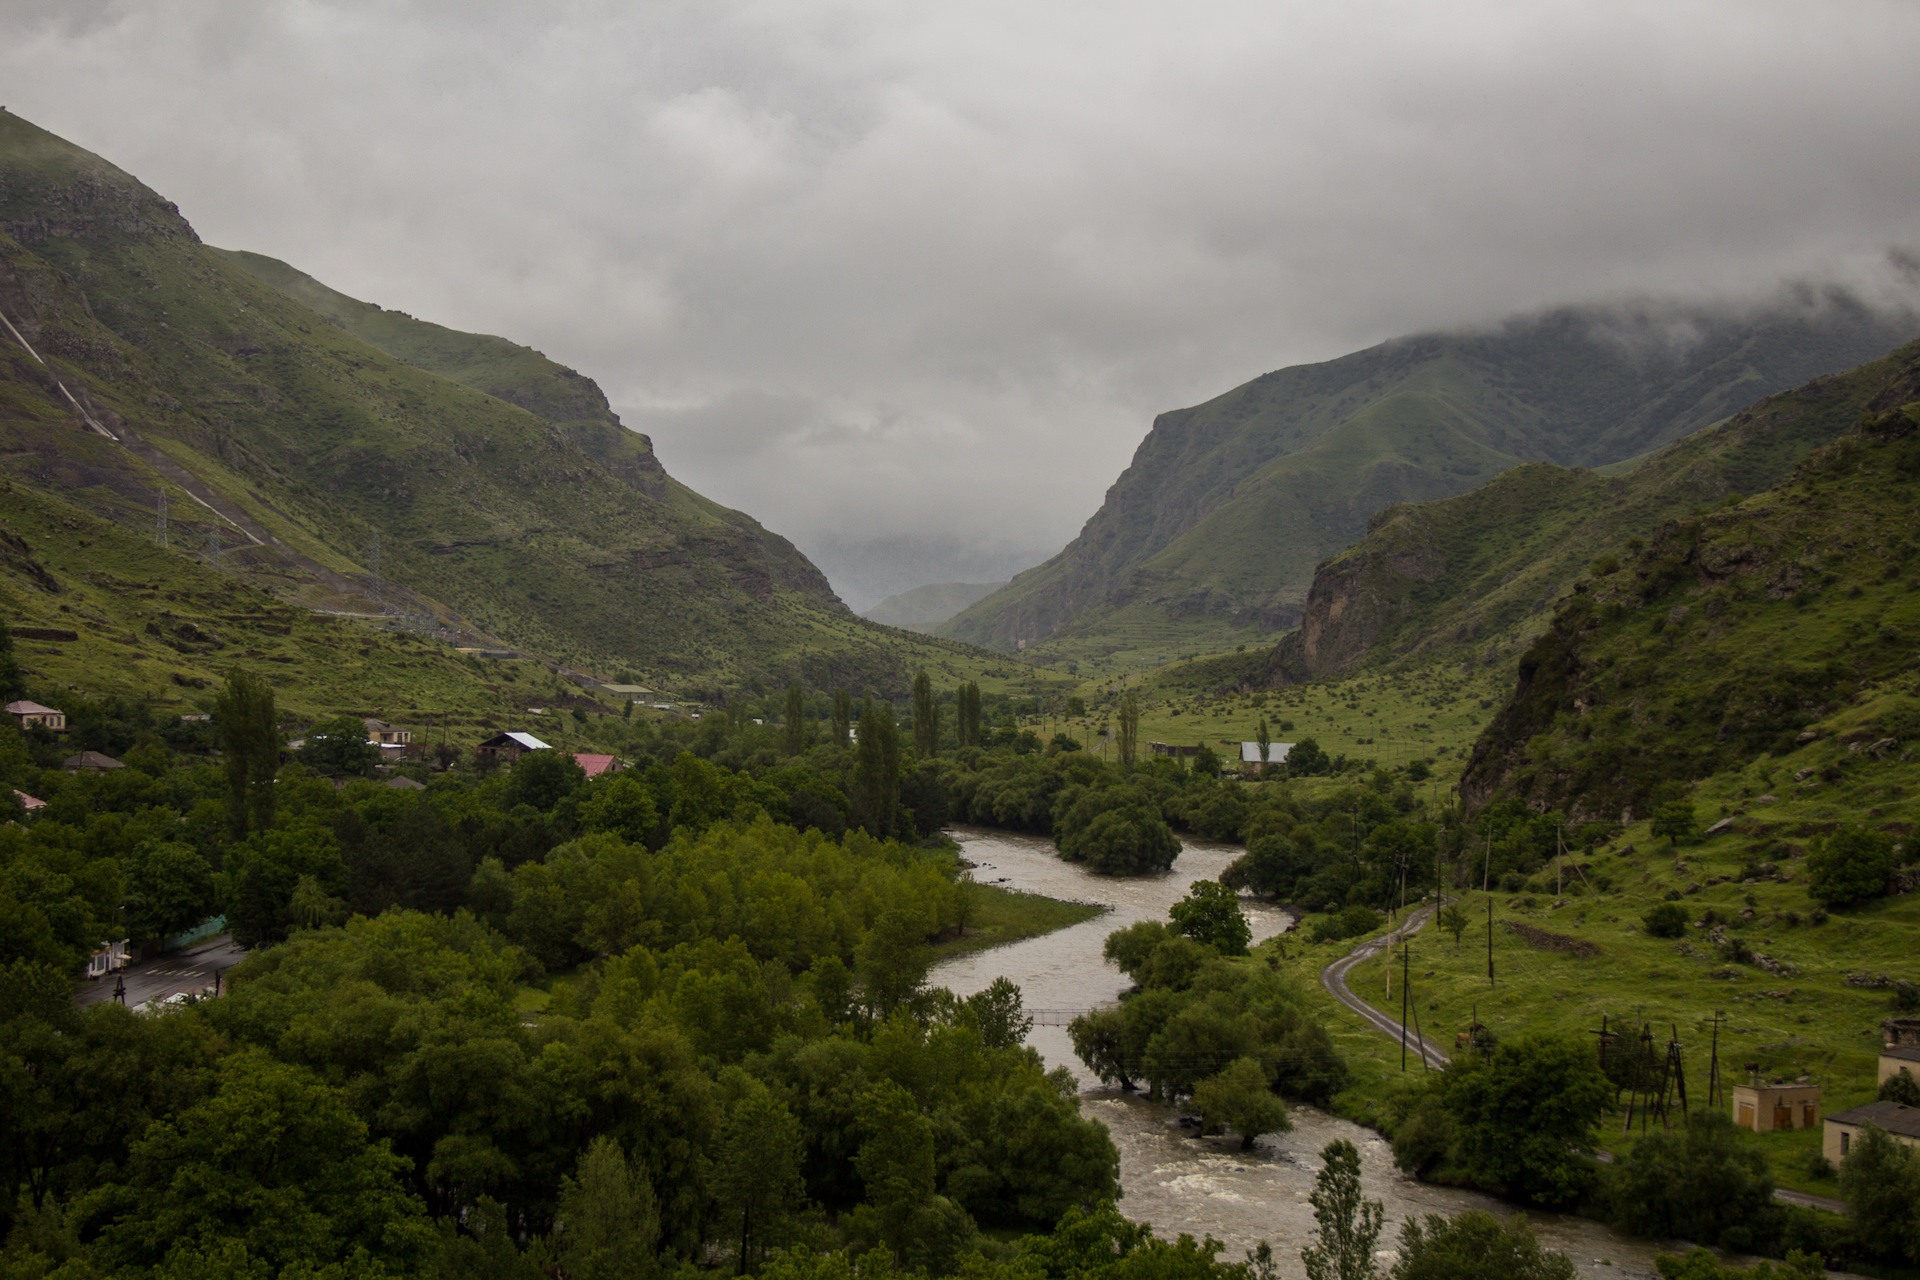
1459, 349, 1920, 821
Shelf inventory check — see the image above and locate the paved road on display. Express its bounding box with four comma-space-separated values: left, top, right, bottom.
1319, 902, 1451, 1069
1318, 908, 1854, 1216
76, 937, 248, 1011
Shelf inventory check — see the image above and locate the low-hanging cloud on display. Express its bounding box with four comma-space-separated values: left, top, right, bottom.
5, 0, 1920, 606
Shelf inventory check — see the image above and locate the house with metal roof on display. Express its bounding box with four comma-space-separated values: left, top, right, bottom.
6, 700, 65, 731
62, 751, 124, 773
475, 731, 551, 764
1240, 741, 1294, 766
574, 753, 624, 778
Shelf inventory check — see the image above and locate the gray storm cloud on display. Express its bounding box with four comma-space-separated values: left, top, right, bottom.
5, 0, 1920, 606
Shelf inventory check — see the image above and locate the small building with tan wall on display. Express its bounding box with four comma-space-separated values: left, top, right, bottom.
1880, 1045, 1920, 1090
1824, 1100, 1920, 1164
1731, 1080, 1821, 1133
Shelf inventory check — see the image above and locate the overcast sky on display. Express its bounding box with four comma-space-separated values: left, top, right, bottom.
6, 0, 1920, 607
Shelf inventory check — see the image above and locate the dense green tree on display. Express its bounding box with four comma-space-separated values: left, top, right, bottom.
86, 1051, 434, 1276
1302, 1139, 1383, 1280
785, 684, 807, 757
1651, 1249, 1824, 1280
1169, 880, 1251, 955
1651, 802, 1699, 846
1641, 901, 1690, 938
1193, 1057, 1290, 1150
555, 1135, 660, 1280
852, 1081, 976, 1273
963, 977, 1034, 1050
122, 841, 217, 945
298, 713, 379, 777
224, 826, 347, 946
913, 670, 940, 759
1840, 1123, 1920, 1264
1436, 903, 1470, 951
1807, 825, 1899, 906
579, 773, 661, 845
214, 670, 279, 838
507, 749, 586, 812
857, 910, 930, 1016
1286, 738, 1329, 777
1254, 717, 1272, 779
1607, 1112, 1774, 1250
713, 1070, 806, 1274
1444, 1033, 1610, 1205
1389, 1211, 1575, 1280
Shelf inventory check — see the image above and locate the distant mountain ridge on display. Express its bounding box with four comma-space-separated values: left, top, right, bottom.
0, 109, 1010, 697
938, 300, 1919, 660
860, 581, 1008, 633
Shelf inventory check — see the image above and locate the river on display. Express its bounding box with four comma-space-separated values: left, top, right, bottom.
929, 826, 1700, 1280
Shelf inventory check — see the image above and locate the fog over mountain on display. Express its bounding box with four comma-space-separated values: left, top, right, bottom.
5, 0, 1920, 605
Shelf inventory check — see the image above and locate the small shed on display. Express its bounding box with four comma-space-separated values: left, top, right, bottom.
601, 684, 653, 699
383, 776, 427, 791
6, 700, 65, 731
62, 751, 124, 773
476, 731, 550, 764
12, 789, 44, 812
1731, 1080, 1821, 1133
1824, 1100, 1920, 1164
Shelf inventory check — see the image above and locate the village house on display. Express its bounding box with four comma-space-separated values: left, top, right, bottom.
1824, 1100, 1920, 1163
12, 789, 45, 813
1240, 741, 1293, 767
5, 699, 65, 731
1730, 1078, 1821, 1133
1880, 1043, 1920, 1090
62, 751, 124, 773
363, 718, 412, 747
574, 753, 623, 778
475, 731, 550, 765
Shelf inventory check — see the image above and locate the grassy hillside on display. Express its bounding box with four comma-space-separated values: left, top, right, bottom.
0, 109, 1040, 701
1461, 351, 1920, 822
1261, 339, 1920, 687
942, 303, 1916, 666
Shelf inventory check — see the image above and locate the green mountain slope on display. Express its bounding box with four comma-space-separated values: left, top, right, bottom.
860, 580, 1008, 633
0, 110, 1029, 698
1460, 345, 1920, 821
941, 304, 1917, 664
1262, 340, 1920, 684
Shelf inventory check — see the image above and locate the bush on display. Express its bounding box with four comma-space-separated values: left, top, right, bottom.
1607, 1112, 1774, 1250
1309, 904, 1383, 944
1642, 902, 1690, 939
1806, 824, 1898, 906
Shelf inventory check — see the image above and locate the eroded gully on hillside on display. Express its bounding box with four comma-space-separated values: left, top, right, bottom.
931, 826, 1798, 1280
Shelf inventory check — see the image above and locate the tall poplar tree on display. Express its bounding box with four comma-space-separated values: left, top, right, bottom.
1116, 689, 1141, 767
911, 669, 939, 758
956, 681, 982, 748
1255, 716, 1272, 779
832, 688, 853, 747
855, 698, 901, 836
784, 684, 806, 756
215, 670, 280, 837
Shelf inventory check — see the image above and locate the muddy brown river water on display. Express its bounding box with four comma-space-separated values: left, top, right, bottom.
930, 826, 1772, 1280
